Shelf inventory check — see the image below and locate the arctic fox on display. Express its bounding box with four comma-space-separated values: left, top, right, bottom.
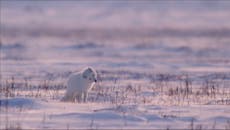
61, 67, 97, 102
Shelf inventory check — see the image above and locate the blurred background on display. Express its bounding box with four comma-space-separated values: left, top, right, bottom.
1, 1, 230, 82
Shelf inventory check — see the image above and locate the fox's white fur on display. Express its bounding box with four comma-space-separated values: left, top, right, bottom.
61, 67, 97, 102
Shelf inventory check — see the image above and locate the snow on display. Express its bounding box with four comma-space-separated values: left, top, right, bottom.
1, 97, 230, 129
0, 98, 39, 109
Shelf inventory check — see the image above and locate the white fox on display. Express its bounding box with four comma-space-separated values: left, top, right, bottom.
61, 67, 97, 102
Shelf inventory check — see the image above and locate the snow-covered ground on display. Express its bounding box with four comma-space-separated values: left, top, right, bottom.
1, 97, 230, 129
1, 72, 230, 129
1, 1, 230, 129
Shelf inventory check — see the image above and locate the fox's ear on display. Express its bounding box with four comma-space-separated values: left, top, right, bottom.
87, 67, 93, 72
82, 67, 91, 79
82, 71, 87, 79
82, 69, 88, 79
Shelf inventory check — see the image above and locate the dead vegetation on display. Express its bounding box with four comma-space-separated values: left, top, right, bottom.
1, 72, 229, 106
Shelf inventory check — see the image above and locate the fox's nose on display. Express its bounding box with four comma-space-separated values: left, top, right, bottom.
95, 79, 97, 82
